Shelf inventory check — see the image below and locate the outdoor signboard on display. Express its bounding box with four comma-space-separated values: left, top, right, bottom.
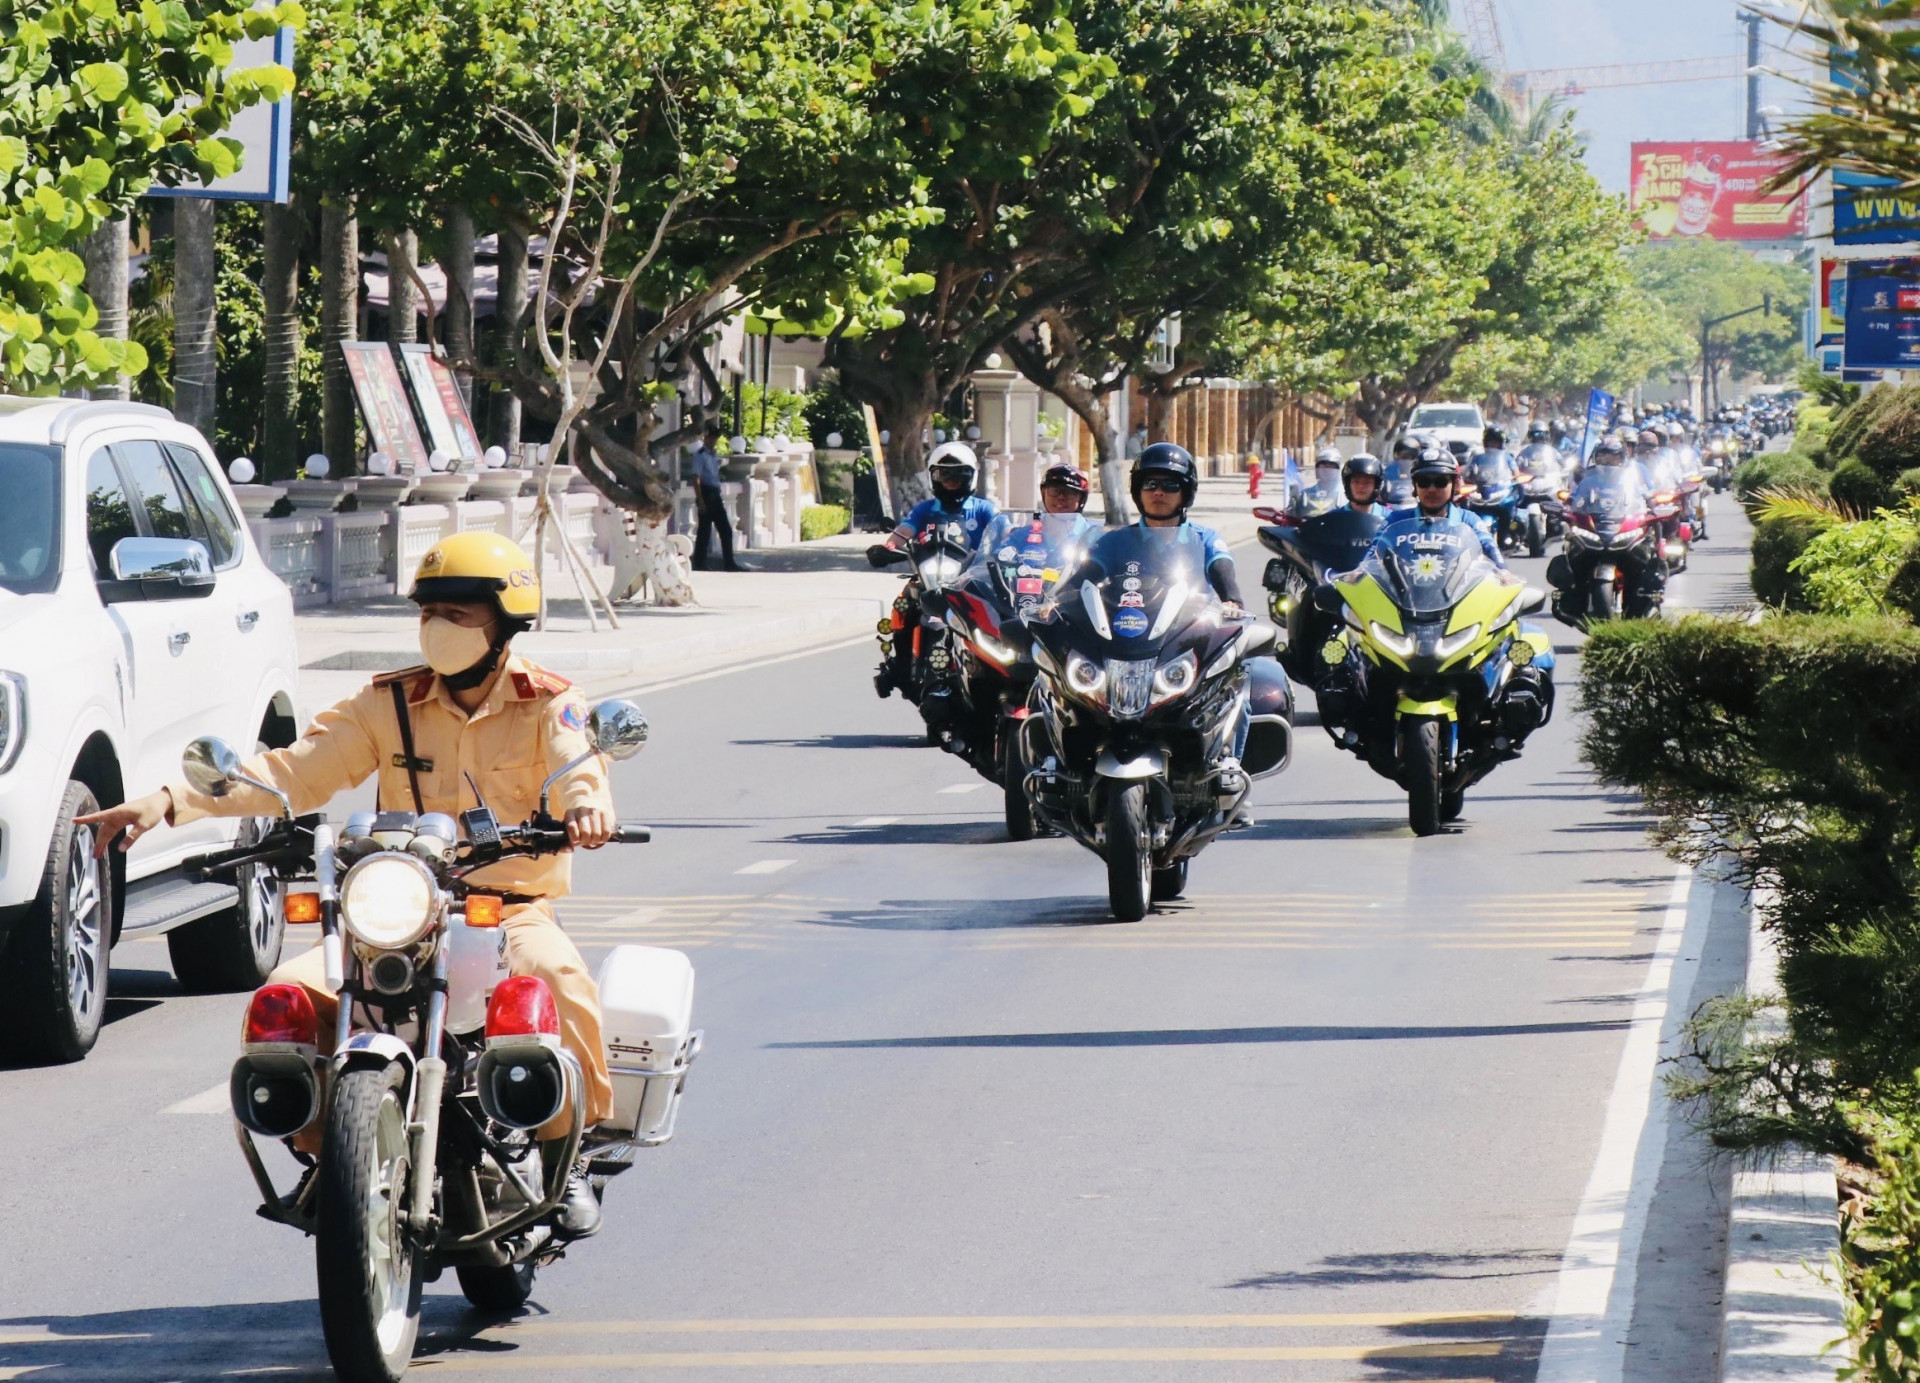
341, 343, 431, 472
147, 27, 293, 203
1832, 169, 1920, 245
397, 345, 484, 462
1842, 258, 1920, 370
1819, 259, 1848, 345
1628, 141, 1806, 241
1580, 388, 1615, 464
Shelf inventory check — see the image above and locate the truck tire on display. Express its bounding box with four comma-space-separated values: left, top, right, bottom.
2, 780, 112, 1062
167, 814, 284, 992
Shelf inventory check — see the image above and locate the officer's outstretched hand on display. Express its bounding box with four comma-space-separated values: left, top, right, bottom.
565, 805, 614, 850
77, 790, 173, 857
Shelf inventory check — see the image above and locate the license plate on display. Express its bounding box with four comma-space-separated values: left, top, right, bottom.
1595, 564, 1617, 581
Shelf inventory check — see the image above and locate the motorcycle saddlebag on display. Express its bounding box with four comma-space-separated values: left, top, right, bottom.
595, 945, 697, 1142
1242, 657, 1295, 779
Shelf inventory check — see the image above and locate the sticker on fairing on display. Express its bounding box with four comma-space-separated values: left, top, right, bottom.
1122, 577, 1142, 591
998, 546, 1018, 562
1016, 578, 1043, 594
1114, 609, 1150, 637
1118, 591, 1145, 608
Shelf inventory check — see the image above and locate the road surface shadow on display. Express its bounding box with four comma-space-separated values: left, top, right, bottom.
734, 732, 930, 750
803, 896, 1117, 933
1229, 1248, 1562, 1289
769, 1019, 1629, 1050
783, 820, 1012, 847
0, 968, 173, 1069
1229, 815, 1408, 841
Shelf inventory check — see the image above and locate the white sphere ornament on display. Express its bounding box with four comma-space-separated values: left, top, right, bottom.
366, 451, 394, 476
304, 453, 331, 479
774, 433, 790, 452
965, 425, 981, 441
730, 435, 748, 455
880, 430, 891, 444
826, 431, 844, 449
755, 436, 773, 454
932, 428, 947, 444
984, 352, 1003, 369
483, 445, 507, 469
227, 456, 256, 484
428, 449, 452, 473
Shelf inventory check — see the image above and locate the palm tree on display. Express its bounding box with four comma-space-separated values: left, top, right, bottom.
261, 197, 305, 479
320, 195, 359, 472
172, 199, 218, 435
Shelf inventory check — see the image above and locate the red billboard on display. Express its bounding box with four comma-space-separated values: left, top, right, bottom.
1629, 141, 1806, 241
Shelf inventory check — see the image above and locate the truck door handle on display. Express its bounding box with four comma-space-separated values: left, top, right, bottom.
236, 609, 259, 632
168, 631, 191, 654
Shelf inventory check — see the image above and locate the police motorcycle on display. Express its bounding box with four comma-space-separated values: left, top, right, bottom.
1547, 450, 1666, 626
1516, 428, 1567, 546
1702, 433, 1734, 493
182, 703, 697, 1383
1310, 521, 1554, 836
870, 519, 976, 742
1023, 527, 1293, 920
937, 512, 1093, 839
1255, 501, 1385, 686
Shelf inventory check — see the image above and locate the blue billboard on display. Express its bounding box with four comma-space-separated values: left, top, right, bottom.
1842, 258, 1920, 370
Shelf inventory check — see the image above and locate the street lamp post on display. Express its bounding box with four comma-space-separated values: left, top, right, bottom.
1701, 294, 1772, 414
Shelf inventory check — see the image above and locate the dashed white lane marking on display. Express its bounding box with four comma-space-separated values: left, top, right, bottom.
937, 784, 985, 795
162, 1082, 230, 1115
854, 816, 899, 827
734, 859, 797, 875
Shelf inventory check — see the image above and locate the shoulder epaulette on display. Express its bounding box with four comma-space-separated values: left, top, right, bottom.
510, 666, 573, 700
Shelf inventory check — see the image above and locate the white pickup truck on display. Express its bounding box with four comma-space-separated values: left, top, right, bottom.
0, 398, 299, 1061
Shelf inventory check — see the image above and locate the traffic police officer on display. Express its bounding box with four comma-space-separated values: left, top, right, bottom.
81, 532, 616, 1237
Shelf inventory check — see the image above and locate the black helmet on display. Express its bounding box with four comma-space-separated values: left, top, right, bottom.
1483, 426, 1506, 449
1040, 462, 1090, 510
1410, 446, 1460, 484
1342, 452, 1384, 501
1591, 436, 1626, 463
1527, 421, 1549, 440
1392, 434, 1421, 460
1131, 442, 1198, 510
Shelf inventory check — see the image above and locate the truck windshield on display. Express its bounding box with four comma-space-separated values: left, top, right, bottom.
0, 445, 60, 595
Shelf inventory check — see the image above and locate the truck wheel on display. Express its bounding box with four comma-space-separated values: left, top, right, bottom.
168, 815, 283, 992
2, 781, 112, 1063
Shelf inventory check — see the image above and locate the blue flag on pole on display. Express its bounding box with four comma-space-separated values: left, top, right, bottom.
1580, 388, 1615, 464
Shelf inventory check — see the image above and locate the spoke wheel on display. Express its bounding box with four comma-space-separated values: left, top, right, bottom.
2, 781, 111, 1063
318, 1064, 421, 1383
1105, 782, 1152, 922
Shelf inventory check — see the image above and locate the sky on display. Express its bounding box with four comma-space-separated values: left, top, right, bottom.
1465, 0, 1804, 191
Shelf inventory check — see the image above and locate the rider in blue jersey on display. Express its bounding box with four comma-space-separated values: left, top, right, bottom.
1374, 446, 1506, 568
874, 440, 1001, 559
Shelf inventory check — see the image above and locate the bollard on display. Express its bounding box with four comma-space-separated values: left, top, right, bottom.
1248, 461, 1262, 499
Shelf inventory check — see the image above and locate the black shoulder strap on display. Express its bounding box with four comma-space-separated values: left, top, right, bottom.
388, 679, 426, 814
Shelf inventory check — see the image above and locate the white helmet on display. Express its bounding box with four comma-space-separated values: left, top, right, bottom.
927, 441, 979, 495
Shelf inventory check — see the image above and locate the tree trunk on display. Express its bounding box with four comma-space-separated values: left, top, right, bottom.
387, 227, 418, 345
261, 195, 305, 480
172, 198, 218, 436
443, 205, 475, 406
876, 394, 935, 516
490, 222, 528, 455
81, 217, 130, 401
320, 196, 359, 472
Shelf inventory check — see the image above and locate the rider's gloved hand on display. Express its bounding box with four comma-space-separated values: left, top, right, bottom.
867, 544, 896, 569
1221, 601, 1245, 619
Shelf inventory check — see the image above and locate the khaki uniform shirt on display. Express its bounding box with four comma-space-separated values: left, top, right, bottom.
167, 653, 612, 898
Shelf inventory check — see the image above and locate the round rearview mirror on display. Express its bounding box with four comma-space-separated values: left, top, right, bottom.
182, 737, 244, 797
588, 701, 649, 761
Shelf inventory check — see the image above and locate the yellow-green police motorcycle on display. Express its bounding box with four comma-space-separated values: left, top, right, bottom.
1310, 516, 1555, 835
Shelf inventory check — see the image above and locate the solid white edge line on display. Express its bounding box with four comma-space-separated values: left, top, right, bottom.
1532, 864, 1706, 1383
161, 1082, 230, 1115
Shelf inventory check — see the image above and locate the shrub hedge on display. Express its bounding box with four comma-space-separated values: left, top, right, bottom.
800, 503, 850, 541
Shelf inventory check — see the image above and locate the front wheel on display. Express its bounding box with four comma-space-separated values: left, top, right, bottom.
1105, 782, 1152, 922
1526, 511, 1547, 558
1405, 718, 1445, 838
1589, 578, 1620, 622
317, 1064, 422, 1383
1002, 729, 1035, 842
1, 780, 111, 1063
168, 815, 283, 992
457, 1261, 537, 1312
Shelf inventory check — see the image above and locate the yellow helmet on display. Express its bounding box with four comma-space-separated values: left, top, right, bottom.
410, 532, 541, 621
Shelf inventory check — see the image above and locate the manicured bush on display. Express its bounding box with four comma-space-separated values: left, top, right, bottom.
1750, 515, 1823, 608
1581, 613, 1920, 1158
800, 504, 850, 541
1859, 386, 1920, 480
1829, 385, 1904, 465
1736, 450, 1827, 509
1834, 458, 1899, 515
1897, 468, 1920, 500
1790, 503, 1919, 618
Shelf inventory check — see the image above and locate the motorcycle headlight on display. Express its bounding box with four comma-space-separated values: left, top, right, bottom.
1064, 650, 1106, 702
1433, 623, 1483, 661
1368, 621, 1416, 659
0, 671, 24, 774
1152, 650, 1199, 705
341, 853, 438, 950
972, 628, 1018, 667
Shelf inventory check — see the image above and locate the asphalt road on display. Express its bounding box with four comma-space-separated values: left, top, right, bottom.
0, 493, 1756, 1383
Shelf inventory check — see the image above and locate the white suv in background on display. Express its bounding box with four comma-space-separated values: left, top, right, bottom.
1404, 401, 1487, 458
0, 398, 298, 1061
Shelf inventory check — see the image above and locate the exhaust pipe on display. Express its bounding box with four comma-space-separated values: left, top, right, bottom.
230, 1053, 318, 1139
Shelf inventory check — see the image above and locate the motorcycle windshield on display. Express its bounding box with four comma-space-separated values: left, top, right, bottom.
970, 513, 1092, 616
1368, 520, 1492, 615
912, 520, 974, 592
1295, 507, 1386, 575
1569, 467, 1646, 521
1084, 525, 1212, 650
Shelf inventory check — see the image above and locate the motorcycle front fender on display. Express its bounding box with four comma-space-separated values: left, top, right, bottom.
1095, 748, 1169, 781
1396, 694, 1458, 721
333, 1032, 417, 1092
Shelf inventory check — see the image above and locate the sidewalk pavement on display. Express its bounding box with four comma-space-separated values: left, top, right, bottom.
291, 480, 1267, 719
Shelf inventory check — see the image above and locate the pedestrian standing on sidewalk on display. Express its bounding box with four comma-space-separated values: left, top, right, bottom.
1125, 423, 1148, 461
690, 425, 743, 572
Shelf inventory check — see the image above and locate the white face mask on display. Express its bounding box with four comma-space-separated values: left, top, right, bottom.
420, 616, 494, 677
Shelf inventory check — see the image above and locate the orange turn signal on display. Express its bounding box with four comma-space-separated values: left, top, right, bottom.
465, 895, 503, 929
283, 890, 321, 925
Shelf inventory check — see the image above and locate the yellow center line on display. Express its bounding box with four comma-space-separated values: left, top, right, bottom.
416, 1343, 1506, 1370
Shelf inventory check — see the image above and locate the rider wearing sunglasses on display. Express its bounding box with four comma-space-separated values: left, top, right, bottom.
1372, 445, 1505, 568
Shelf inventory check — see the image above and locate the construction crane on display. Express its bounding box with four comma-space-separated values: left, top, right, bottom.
1455, 0, 1509, 74
1499, 56, 1749, 110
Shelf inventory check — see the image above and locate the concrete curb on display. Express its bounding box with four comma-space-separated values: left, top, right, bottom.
1720, 900, 1849, 1382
